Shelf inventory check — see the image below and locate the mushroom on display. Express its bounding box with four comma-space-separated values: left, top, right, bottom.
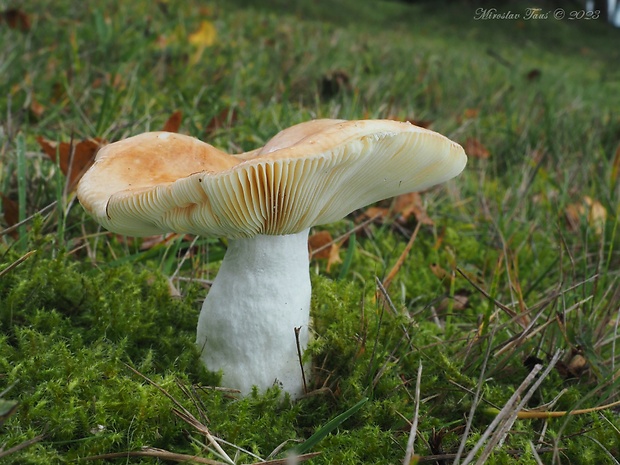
77, 119, 467, 399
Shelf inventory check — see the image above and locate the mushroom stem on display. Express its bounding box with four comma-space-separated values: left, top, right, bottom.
196, 229, 311, 398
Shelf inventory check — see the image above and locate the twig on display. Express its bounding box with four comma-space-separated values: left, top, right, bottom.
294, 327, 308, 395
499, 397, 620, 419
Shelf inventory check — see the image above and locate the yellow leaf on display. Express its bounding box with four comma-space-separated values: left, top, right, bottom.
189, 20, 216, 47
188, 20, 216, 64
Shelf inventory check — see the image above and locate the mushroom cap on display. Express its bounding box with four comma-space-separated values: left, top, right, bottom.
77, 119, 467, 237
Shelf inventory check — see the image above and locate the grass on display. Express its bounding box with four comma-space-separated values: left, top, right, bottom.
1, 0, 620, 463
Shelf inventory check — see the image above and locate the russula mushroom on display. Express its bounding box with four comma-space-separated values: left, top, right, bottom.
77, 119, 467, 399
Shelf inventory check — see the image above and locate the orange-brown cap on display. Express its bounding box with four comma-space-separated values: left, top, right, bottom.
77, 119, 467, 237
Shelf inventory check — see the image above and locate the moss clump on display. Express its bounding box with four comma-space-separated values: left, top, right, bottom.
0, 246, 211, 463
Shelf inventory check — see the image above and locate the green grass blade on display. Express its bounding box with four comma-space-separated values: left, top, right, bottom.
337, 232, 356, 280
291, 397, 368, 455
15, 133, 27, 244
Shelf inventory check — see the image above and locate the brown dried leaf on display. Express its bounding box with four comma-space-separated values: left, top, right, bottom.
1, 194, 19, 228
464, 137, 490, 159
436, 292, 469, 314
308, 230, 341, 272
463, 108, 479, 119
162, 110, 183, 133
308, 230, 333, 259
326, 241, 342, 272
37, 137, 106, 191
525, 69, 542, 81
139, 233, 195, 251
1, 9, 30, 32
392, 192, 434, 225
29, 98, 45, 120
355, 206, 388, 224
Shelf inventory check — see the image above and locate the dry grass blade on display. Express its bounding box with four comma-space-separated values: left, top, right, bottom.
0, 201, 57, 237
83, 447, 226, 464
0, 250, 36, 279
383, 221, 421, 290
309, 213, 381, 258
374, 277, 412, 345
403, 361, 423, 465
509, 398, 620, 419
418, 447, 559, 463
461, 365, 543, 465
493, 295, 590, 358
529, 441, 545, 465
465, 350, 562, 465
124, 364, 234, 465
456, 267, 528, 329
247, 452, 321, 464
0, 433, 45, 459
452, 325, 495, 465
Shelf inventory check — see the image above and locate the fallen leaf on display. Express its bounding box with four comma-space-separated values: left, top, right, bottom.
525, 69, 542, 81
162, 110, 183, 133
37, 137, 106, 191
308, 230, 342, 272
138, 233, 193, 251
463, 108, 479, 119
29, 98, 45, 120
464, 137, 490, 159
436, 292, 469, 314
1, 9, 30, 32
326, 242, 342, 272
188, 20, 217, 65
1, 194, 19, 236
355, 206, 388, 224
308, 230, 333, 259
392, 192, 434, 225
